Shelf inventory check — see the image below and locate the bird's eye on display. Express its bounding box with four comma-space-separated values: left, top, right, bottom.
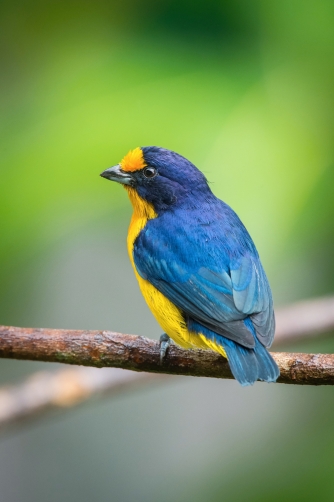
143, 167, 157, 179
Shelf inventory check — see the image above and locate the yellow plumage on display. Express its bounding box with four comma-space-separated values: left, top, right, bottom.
121, 147, 147, 172
125, 185, 226, 356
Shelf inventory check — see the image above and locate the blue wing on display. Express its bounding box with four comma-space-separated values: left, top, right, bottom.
133, 201, 275, 349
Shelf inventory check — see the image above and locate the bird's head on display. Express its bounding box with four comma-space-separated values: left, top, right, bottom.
100, 146, 211, 214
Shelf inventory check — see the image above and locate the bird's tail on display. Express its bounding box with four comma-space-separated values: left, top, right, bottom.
220, 335, 279, 386
189, 318, 279, 386
190, 318, 279, 386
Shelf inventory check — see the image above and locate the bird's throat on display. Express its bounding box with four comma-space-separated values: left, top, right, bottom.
124, 186, 156, 221
125, 186, 157, 269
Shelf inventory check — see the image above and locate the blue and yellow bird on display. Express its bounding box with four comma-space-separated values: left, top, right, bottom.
101, 146, 279, 386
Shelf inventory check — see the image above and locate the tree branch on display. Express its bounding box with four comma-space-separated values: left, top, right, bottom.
1, 294, 334, 429
0, 368, 167, 430
0, 321, 334, 386
274, 295, 334, 344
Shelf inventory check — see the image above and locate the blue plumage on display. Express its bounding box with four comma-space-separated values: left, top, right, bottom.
101, 146, 279, 385
187, 318, 279, 386
135, 147, 278, 384
133, 188, 275, 344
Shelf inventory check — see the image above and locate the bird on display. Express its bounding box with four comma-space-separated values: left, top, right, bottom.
100, 146, 279, 386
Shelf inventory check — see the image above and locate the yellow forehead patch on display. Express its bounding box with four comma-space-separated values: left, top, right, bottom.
120, 147, 146, 172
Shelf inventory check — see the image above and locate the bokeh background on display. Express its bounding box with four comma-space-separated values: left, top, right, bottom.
1, 0, 334, 500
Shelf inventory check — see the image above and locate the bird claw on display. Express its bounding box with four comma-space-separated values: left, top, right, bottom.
159, 333, 171, 364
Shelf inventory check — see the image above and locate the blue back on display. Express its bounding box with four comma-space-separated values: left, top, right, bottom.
133, 148, 275, 350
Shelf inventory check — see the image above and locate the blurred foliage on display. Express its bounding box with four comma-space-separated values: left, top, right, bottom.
1, 1, 334, 501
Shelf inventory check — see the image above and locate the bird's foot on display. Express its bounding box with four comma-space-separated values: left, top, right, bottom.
159, 333, 171, 364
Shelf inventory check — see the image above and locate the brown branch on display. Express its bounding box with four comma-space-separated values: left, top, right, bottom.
0, 294, 334, 428
0, 322, 334, 386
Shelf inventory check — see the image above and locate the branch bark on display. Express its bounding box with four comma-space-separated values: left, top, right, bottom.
0, 324, 334, 386
1, 294, 334, 429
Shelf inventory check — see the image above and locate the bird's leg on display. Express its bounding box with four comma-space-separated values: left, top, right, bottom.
159, 333, 171, 364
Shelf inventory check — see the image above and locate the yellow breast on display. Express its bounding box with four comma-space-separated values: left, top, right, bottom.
124, 186, 226, 356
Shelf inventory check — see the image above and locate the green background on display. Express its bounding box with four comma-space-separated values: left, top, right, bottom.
1, 1, 334, 501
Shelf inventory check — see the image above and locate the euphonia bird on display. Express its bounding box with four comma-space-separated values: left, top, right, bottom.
100, 146, 279, 386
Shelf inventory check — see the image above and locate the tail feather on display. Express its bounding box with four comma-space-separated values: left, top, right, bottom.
188, 317, 280, 386
221, 336, 279, 386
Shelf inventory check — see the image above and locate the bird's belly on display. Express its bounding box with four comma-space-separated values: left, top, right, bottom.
135, 272, 199, 349
126, 210, 225, 355
136, 274, 227, 357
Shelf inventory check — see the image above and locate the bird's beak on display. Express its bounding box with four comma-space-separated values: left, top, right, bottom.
100, 164, 134, 186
